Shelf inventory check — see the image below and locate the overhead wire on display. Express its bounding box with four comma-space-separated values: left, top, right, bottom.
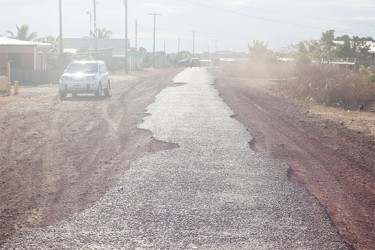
179, 0, 373, 37
203, 0, 375, 28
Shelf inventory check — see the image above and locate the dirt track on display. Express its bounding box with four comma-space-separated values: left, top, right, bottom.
212, 70, 374, 250
1, 67, 374, 249
0, 68, 180, 243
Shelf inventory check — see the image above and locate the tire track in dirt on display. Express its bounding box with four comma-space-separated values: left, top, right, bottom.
0, 69, 180, 244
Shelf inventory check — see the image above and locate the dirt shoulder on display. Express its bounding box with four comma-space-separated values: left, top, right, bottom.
0, 68, 180, 243
212, 69, 374, 250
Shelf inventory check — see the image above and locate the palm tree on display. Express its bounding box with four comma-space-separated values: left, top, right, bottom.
90, 27, 112, 39
6, 25, 38, 41
38, 36, 60, 69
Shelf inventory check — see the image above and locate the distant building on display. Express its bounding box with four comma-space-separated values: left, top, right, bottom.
210, 51, 248, 62
63, 38, 126, 57
63, 38, 141, 71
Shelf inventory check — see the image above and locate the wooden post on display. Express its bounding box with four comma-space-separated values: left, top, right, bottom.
7, 61, 10, 83
14, 80, 19, 95
6, 82, 11, 96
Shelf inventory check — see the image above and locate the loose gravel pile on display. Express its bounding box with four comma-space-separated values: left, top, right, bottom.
1, 68, 349, 249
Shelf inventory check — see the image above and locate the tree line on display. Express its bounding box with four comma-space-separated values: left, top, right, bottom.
248, 30, 374, 65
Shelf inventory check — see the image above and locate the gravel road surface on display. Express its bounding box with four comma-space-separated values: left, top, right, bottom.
1, 68, 349, 249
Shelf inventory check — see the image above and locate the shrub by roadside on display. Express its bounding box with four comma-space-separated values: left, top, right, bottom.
279, 65, 375, 110
221, 61, 292, 79
221, 62, 375, 111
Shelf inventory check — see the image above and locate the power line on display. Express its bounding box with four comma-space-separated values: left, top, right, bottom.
206, 0, 375, 28
95, 1, 122, 12
180, 0, 373, 37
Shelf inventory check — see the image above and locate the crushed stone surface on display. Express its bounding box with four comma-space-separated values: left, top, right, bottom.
1, 68, 349, 249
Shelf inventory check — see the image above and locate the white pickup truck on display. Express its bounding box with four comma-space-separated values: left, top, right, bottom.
59, 60, 110, 99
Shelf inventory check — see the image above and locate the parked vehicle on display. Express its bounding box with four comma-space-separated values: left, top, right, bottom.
190, 58, 201, 67
59, 60, 110, 99
177, 59, 191, 67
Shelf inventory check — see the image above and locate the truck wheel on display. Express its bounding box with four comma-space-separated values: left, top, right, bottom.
95, 84, 102, 97
60, 91, 67, 100
104, 81, 110, 97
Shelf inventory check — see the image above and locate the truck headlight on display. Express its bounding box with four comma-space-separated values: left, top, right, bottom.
60, 76, 69, 82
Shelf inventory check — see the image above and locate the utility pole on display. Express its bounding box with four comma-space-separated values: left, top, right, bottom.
93, 0, 97, 51
86, 11, 92, 36
135, 19, 138, 71
87, 11, 92, 57
124, 0, 128, 73
191, 30, 197, 57
149, 13, 161, 68
178, 37, 180, 54
58, 0, 63, 67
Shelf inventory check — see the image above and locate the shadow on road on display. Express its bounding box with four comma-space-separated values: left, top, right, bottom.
61, 95, 112, 102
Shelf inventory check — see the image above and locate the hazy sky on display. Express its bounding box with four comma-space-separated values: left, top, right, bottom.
1, 0, 374, 53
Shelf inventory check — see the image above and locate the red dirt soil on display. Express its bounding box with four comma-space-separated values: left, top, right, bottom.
213, 71, 374, 250
0, 69, 180, 244
1, 68, 373, 249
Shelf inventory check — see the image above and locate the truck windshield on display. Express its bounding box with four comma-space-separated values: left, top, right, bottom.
66, 62, 98, 74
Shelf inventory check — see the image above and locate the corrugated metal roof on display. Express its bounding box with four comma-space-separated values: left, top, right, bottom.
64, 38, 126, 55
0, 36, 50, 48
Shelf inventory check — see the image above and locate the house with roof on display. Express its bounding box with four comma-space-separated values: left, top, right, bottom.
0, 36, 50, 72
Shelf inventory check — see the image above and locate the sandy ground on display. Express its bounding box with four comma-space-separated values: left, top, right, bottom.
0, 67, 374, 249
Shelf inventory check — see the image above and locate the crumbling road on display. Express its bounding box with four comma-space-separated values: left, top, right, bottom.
1, 68, 351, 249
0, 69, 179, 243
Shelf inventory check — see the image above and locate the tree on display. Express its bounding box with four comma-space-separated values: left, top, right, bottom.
90, 27, 112, 39
320, 30, 336, 58
335, 35, 352, 58
138, 47, 147, 54
6, 25, 37, 41
248, 40, 276, 63
335, 34, 372, 60
294, 42, 311, 65
38, 36, 60, 69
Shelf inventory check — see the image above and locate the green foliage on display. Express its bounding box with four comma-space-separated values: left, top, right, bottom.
358, 65, 375, 82
222, 61, 293, 79
304, 30, 373, 61
320, 30, 336, 58
141, 50, 192, 68
37, 36, 60, 69
138, 47, 147, 54
248, 40, 277, 63
281, 65, 375, 109
6, 25, 37, 41
294, 42, 311, 65
90, 27, 112, 39
335, 35, 371, 60
169, 51, 192, 65
321, 30, 335, 46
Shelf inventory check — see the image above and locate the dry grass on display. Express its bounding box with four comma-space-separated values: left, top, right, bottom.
221, 61, 292, 79
279, 65, 375, 109
221, 62, 375, 110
